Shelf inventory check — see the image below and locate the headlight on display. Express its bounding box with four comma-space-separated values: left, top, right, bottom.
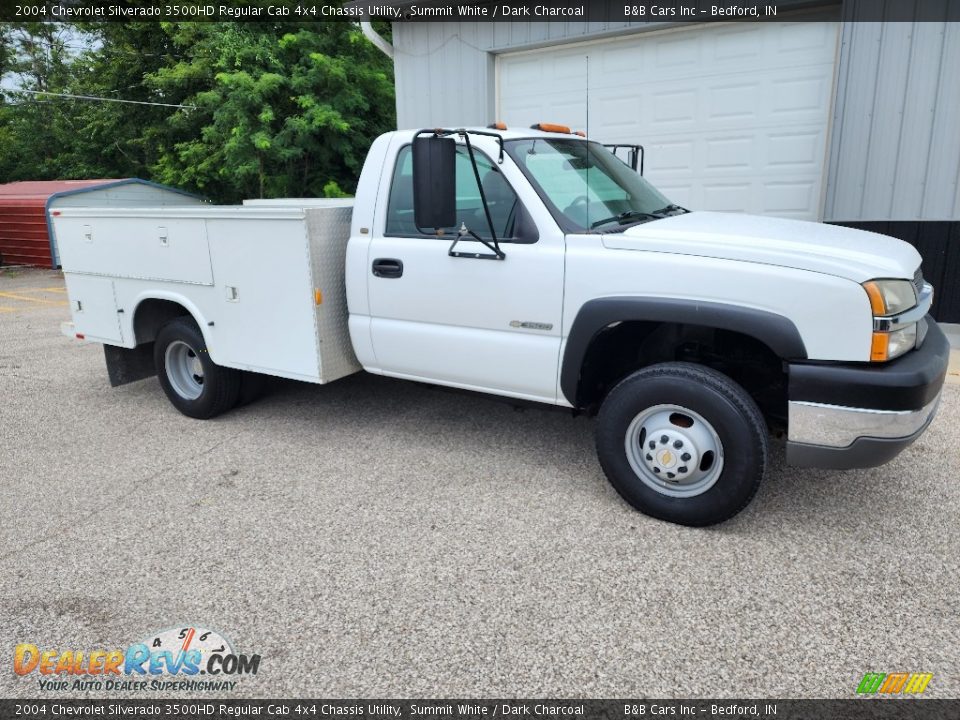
864, 279, 920, 362
863, 279, 917, 316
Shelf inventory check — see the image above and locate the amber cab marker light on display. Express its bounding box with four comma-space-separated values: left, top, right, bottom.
863, 281, 887, 315
870, 332, 889, 362
487, 122, 507, 130
531, 122, 572, 134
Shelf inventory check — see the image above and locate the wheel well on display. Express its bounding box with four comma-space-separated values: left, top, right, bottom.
576, 321, 788, 428
132, 299, 193, 345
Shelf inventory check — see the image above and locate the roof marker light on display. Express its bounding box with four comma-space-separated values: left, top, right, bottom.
530, 123, 572, 134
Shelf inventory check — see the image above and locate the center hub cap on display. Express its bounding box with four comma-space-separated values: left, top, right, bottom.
657, 449, 677, 469
643, 427, 699, 482
624, 404, 725, 498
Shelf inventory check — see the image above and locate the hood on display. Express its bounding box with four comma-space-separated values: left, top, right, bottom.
604, 211, 920, 283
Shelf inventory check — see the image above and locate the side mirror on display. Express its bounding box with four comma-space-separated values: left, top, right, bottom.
413, 135, 456, 230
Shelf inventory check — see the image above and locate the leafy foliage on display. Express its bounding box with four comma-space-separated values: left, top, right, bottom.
0, 21, 396, 201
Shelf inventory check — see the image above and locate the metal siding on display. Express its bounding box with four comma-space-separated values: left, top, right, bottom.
825, 0, 960, 221
392, 4, 960, 223
925, 17, 960, 219
859, 21, 912, 219
393, 20, 668, 128
893, 20, 946, 218
0, 201, 49, 266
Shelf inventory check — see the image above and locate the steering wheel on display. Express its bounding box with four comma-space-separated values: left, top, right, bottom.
567, 195, 590, 208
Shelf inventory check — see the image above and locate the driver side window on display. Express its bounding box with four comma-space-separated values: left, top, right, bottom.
385, 145, 529, 241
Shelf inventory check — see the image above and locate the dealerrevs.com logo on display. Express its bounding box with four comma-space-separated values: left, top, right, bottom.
13, 626, 260, 692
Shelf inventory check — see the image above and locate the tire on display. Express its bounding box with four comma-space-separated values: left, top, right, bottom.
154, 317, 241, 419
596, 362, 768, 527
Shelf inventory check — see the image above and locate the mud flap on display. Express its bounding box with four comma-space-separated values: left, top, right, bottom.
104, 343, 156, 387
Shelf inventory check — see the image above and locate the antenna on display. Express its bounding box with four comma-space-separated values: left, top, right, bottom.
585, 55, 590, 138
585, 55, 590, 230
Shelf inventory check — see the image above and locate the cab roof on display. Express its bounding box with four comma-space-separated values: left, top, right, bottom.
394, 127, 589, 142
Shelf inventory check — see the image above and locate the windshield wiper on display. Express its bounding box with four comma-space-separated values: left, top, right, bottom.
650, 203, 688, 215
590, 210, 661, 229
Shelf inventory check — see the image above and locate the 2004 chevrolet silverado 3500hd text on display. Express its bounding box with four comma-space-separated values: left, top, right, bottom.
51, 126, 949, 526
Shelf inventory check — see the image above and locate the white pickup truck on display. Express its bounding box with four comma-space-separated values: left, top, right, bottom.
52, 125, 949, 526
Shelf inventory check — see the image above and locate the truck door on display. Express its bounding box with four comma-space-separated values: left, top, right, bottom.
365, 138, 564, 404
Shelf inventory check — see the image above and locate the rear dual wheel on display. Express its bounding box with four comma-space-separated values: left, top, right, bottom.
596, 362, 767, 527
154, 318, 241, 419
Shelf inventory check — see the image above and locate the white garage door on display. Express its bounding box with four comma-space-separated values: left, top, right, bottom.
497, 22, 839, 220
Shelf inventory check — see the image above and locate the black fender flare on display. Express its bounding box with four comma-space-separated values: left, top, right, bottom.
560, 297, 808, 406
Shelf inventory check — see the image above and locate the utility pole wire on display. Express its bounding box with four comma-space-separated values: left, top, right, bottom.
9, 88, 196, 109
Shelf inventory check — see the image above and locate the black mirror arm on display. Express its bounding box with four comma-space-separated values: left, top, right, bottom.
448, 225, 506, 260
412, 127, 508, 259
461, 132, 505, 259
414, 128, 504, 164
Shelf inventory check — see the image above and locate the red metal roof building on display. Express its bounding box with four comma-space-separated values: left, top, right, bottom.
0, 180, 115, 267
0, 179, 203, 268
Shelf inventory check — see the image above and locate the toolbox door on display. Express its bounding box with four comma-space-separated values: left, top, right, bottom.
65, 274, 124, 344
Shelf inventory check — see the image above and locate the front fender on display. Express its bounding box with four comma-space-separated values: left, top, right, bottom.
560, 297, 807, 406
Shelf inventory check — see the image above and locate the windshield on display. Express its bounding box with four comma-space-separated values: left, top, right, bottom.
505, 138, 678, 233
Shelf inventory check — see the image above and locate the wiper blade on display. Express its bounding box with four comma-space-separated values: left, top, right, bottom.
651, 203, 688, 215
590, 210, 661, 229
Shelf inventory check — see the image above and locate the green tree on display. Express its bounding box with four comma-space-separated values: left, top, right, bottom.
61, 22, 181, 179
148, 22, 395, 202
0, 20, 395, 197
0, 22, 78, 180
0, 25, 11, 77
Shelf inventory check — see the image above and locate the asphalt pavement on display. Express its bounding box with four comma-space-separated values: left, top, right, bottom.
1, 267, 958, 699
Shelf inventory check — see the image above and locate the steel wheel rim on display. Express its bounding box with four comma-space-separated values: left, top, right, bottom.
165, 340, 205, 400
624, 404, 725, 498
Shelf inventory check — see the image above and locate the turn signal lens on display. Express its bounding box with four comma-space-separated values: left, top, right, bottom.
870, 333, 889, 362
863, 282, 887, 315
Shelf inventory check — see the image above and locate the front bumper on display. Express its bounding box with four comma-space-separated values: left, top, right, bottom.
786, 319, 949, 469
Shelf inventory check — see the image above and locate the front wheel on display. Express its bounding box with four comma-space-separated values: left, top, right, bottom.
596, 362, 768, 526
154, 317, 241, 419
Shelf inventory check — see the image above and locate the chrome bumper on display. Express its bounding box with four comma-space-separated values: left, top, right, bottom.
788, 391, 943, 449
